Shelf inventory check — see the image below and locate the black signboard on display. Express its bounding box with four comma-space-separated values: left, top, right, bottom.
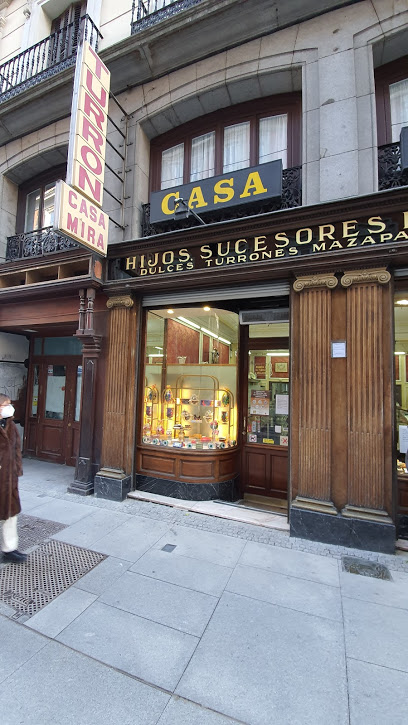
149, 160, 283, 224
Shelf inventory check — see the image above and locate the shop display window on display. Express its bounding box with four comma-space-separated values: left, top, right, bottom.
142, 308, 238, 450
395, 295, 408, 474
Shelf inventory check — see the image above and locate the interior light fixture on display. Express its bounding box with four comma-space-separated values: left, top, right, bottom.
266, 352, 290, 356
218, 337, 231, 345
155, 346, 163, 350
177, 316, 200, 329
395, 351, 405, 355
396, 300, 408, 306
167, 309, 174, 314
151, 353, 164, 357
203, 306, 211, 311
200, 327, 218, 338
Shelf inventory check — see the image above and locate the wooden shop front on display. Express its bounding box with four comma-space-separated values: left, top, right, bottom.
101, 187, 408, 552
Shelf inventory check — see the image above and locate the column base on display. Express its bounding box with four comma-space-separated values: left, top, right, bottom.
68, 457, 95, 496
94, 467, 131, 502
341, 504, 393, 523
292, 496, 337, 515
290, 506, 396, 554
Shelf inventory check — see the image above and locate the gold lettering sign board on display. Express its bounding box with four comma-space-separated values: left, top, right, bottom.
55, 180, 109, 256
124, 211, 408, 277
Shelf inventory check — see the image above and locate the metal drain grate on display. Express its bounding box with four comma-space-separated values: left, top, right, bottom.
17, 514, 67, 551
342, 556, 392, 580
0, 540, 105, 619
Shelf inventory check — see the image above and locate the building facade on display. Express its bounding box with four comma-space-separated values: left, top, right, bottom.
1, 0, 408, 553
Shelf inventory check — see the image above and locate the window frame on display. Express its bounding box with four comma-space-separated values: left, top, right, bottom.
16, 164, 66, 234
150, 93, 302, 192
375, 56, 408, 146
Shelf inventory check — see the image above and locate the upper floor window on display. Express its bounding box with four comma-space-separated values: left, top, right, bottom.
151, 94, 301, 192
16, 166, 66, 235
375, 57, 408, 145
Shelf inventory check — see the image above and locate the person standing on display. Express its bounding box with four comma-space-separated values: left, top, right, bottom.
0, 393, 27, 563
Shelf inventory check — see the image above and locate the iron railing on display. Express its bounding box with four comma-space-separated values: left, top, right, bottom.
131, 0, 204, 32
6, 227, 79, 262
378, 142, 408, 191
0, 15, 102, 103
141, 165, 302, 236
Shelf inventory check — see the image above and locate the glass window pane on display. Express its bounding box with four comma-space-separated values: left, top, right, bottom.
190, 132, 215, 181
390, 79, 408, 142
31, 365, 39, 417
42, 183, 56, 228
223, 122, 250, 172
247, 349, 289, 446
45, 365, 66, 420
25, 189, 41, 232
33, 338, 43, 355
143, 308, 238, 449
43, 337, 82, 355
161, 143, 184, 190
259, 114, 288, 169
75, 365, 82, 421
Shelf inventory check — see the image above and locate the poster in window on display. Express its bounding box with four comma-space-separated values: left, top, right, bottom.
250, 390, 270, 416
254, 356, 266, 379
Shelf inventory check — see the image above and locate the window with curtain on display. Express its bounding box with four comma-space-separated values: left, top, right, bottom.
151, 94, 301, 191
223, 122, 250, 173
389, 78, 408, 142
16, 165, 66, 235
190, 132, 215, 181
259, 114, 288, 169
161, 143, 184, 190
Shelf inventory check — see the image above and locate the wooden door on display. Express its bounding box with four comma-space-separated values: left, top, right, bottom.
241, 335, 289, 500
25, 358, 82, 465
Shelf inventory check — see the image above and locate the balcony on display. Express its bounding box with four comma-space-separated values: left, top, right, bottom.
378, 142, 408, 191
0, 15, 101, 146
141, 165, 302, 237
6, 228, 79, 262
131, 0, 204, 33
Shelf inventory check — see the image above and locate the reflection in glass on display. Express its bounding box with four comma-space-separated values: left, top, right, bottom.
247, 349, 289, 446
31, 365, 39, 417
25, 189, 41, 232
75, 365, 82, 421
45, 365, 66, 420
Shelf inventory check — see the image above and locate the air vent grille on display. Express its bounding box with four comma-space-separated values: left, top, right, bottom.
239, 308, 289, 325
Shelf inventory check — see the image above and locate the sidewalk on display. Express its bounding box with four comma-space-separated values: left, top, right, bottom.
1, 459, 408, 725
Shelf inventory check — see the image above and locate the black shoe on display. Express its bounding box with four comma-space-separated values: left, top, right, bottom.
2, 550, 27, 563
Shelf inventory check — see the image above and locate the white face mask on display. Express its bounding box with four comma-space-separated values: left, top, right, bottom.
0, 404, 14, 419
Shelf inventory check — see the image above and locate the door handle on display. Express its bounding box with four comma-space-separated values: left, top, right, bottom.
242, 415, 246, 436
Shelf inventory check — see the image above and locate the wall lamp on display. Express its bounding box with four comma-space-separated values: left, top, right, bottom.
174, 198, 206, 225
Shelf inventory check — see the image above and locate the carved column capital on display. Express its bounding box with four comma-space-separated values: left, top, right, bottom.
340, 268, 391, 288
293, 273, 338, 292
106, 295, 134, 309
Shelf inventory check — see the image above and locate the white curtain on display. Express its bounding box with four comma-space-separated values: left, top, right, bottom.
223, 122, 250, 173
190, 131, 215, 181
161, 143, 184, 190
390, 79, 408, 142
259, 114, 287, 169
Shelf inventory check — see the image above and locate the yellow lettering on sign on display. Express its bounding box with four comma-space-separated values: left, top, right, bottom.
262, 438, 275, 445
214, 178, 234, 204
161, 192, 180, 215
368, 216, 386, 233
239, 172, 267, 198
188, 186, 208, 209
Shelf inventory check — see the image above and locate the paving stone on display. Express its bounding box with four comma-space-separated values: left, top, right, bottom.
89, 516, 170, 562
153, 525, 246, 568
74, 556, 133, 595
176, 592, 348, 725
340, 568, 408, 609
56, 600, 199, 691
348, 659, 408, 725
239, 541, 340, 586
227, 564, 342, 621
99, 570, 218, 636
0, 615, 46, 684
26, 586, 97, 637
0, 640, 169, 725
343, 597, 408, 672
130, 548, 233, 597
158, 697, 237, 724
51, 508, 133, 547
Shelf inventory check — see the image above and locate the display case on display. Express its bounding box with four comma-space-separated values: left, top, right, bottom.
142, 372, 236, 449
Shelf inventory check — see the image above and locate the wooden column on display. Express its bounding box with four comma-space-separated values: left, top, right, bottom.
340, 268, 393, 523
69, 288, 101, 496
291, 273, 338, 514
94, 294, 139, 500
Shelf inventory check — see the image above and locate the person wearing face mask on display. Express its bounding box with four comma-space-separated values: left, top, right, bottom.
0, 393, 27, 563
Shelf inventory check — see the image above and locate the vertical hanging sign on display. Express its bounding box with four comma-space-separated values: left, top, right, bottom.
54, 41, 111, 256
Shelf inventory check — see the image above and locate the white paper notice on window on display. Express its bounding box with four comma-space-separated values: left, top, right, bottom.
399, 425, 408, 453
275, 394, 289, 415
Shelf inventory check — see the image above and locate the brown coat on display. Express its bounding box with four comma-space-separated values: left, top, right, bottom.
0, 419, 22, 521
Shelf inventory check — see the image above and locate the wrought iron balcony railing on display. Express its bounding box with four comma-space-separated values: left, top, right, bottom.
6, 227, 79, 262
0, 15, 102, 103
131, 0, 204, 32
141, 165, 302, 237
378, 142, 408, 191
